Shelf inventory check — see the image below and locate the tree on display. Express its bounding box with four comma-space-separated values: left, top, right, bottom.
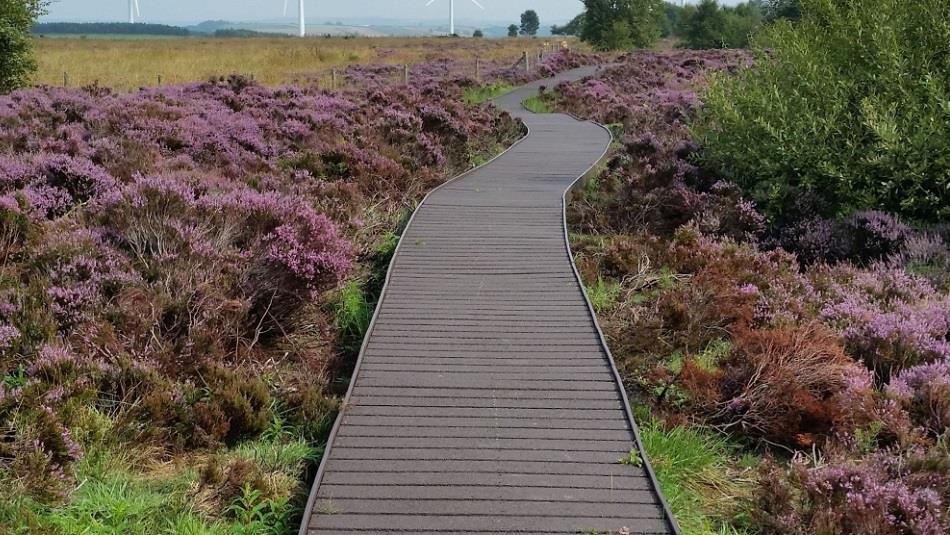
680, 0, 728, 48
507, 24, 519, 37
551, 12, 585, 36
765, 0, 801, 21
0, 0, 47, 93
520, 10, 540, 36
580, 0, 663, 50
472, 29, 484, 38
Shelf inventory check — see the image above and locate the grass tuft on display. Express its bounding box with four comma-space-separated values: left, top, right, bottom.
463, 83, 514, 105
586, 277, 622, 313
640, 420, 755, 535
522, 95, 553, 114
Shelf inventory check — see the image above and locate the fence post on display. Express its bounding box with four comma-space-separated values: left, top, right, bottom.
331, 69, 337, 91
523, 51, 529, 73
157, 74, 162, 85
63, 71, 68, 87
475, 57, 480, 82
404, 64, 410, 85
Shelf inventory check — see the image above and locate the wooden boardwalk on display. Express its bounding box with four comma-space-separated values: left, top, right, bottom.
300, 67, 678, 535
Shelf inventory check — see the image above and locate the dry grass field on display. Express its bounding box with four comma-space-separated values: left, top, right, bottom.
33, 36, 572, 91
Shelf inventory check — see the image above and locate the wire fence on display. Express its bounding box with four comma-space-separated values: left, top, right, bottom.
55, 41, 572, 92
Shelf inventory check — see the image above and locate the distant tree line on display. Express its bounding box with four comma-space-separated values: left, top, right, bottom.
33, 22, 190, 36
553, 0, 801, 50
213, 28, 279, 38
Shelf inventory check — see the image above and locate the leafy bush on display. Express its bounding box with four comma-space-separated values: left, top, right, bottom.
559, 49, 950, 534
0, 1, 45, 93
695, 0, 950, 225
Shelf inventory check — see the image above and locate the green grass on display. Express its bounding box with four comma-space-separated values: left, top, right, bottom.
462, 82, 514, 105
522, 95, 553, 114
639, 419, 755, 535
4, 448, 223, 535
0, 410, 320, 535
586, 277, 622, 313
329, 280, 375, 356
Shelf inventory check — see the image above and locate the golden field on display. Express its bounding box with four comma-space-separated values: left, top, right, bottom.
33, 36, 573, 91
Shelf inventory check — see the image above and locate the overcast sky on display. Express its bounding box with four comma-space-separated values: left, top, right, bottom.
42, 0, 740, 25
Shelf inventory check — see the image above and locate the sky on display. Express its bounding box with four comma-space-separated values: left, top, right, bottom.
42, 0, 744, 26
43, 0, 587, 25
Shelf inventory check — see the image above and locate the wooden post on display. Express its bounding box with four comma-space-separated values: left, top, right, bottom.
523, 51, 529, 72
475, 57, 481, 82
404, 64, 410, 85
63, 71, 68, 87
157, 74, 162, 85
331, 69, 337, 90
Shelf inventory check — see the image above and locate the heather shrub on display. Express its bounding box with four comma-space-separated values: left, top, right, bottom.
780, 211, 928, 266
888, 359, 950, 439
815, 264, 950, 379
900, 233, 950, 291
695, 0, 950, 225
713, 323, 869, 448
755, 448, 950, 534
559, 51, 758, 242
0, 62, 524, 516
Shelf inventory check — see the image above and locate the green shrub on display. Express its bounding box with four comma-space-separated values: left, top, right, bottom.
0, 0, 46, 93
694, 0, 950, 225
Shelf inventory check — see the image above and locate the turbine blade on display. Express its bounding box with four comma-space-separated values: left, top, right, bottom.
134, 0, 140, 17
468, 0, 485, 9
283, 0, 288, 16
425, 0, 439, 6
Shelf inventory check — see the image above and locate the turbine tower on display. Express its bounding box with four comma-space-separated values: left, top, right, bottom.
426, 0, 484, 36
283, 0, 306, 37
128, 0, 140, 24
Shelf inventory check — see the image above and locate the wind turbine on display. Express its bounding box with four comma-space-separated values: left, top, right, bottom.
128, 0, 140, 24
425, 0, 484, 36
283, 0, 306, 37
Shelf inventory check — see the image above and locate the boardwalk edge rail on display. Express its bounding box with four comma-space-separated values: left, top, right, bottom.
296, 117, 532, 535
561, 115, 682, 535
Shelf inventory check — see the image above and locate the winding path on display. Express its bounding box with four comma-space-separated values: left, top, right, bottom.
300, 67, 678, 535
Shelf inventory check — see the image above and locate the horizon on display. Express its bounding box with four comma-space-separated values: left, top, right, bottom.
40, 0, 746, 27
